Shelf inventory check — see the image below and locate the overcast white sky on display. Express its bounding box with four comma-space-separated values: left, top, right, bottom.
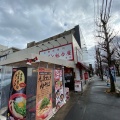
0, 0, 120, 64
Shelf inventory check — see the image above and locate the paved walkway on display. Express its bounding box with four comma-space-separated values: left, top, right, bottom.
51, 76, 120, 120
50, 91, 81, 120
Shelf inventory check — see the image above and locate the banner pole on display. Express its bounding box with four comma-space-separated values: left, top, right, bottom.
62, 65, 66, 103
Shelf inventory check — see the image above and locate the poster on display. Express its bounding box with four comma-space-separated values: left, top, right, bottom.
75, 80, 81, 92
65, 87, 70, 101
7, 67, 27, 120
54, 70, 64, 110
36, 68, 53, 120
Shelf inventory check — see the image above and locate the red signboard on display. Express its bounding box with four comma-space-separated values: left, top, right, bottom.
84, 72, 88, 80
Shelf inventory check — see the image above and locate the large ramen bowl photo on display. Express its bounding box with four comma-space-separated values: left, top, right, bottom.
36, 97, 52, 119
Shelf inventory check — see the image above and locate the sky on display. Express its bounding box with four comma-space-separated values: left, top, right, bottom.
0, 0, 120, 65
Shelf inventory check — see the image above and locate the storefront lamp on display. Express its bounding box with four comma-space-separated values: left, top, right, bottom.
63, 36, 69, 43
55, 39, 61, 45
42, 44, 49, 49
48, 42, 54, 47
36, 45, 43, 50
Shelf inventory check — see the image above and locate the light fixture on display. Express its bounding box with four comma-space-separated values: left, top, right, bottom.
42, 44, 49, 49
48, 42, 54, 47
36, 45, 43, 50
63, 36, 69, 43
55, 39, 61, 45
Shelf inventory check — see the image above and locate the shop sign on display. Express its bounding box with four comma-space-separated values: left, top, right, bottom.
40, 44, 73, 60
84, 72, 88, 80
74, 80, 81, 92
36, 68, 53, 120
54, 70, 64, 110
7, 67, 27, 120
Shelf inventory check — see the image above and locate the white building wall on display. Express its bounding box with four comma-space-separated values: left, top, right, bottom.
72, 35, 83, 64
79, 29, 89, 65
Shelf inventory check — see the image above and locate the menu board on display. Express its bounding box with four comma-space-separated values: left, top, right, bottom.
36, 68, 53, 120
7, 67, 27, 120
75, 80, 81, 92
54, 70, 64, 111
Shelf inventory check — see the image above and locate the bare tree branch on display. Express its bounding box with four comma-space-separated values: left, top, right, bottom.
108, 29, 114, 39
102, 59, 108, 63
108, 0, 112, 17
104, 0, 108, 20
96, 35, 106, 39
99, 47, 107, 52
109, 48, 115, 56
96, 29, 105, 33
108, 31, 119, 43
101, 54, 108, 59
95, 21, 103, 27
101, 0, 105, 18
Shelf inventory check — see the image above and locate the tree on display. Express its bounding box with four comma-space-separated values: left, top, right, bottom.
96, 0, 116, 92
95, 46, 103, 80
95, 46, 100, 76
115, 38, 120, 58
113, 38, 120, 76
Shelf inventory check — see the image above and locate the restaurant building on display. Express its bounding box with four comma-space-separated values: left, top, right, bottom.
0, 25, 90, 120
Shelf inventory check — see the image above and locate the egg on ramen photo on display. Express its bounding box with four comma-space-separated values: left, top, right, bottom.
9, 94, 26, 119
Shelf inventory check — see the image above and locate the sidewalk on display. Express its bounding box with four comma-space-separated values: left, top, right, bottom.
50, 77, 92, 120
53, 76, 120, 120
50, 91, 82, 120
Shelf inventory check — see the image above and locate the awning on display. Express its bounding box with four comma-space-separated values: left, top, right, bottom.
76, 62, 90, 71
0, 53, 75, 68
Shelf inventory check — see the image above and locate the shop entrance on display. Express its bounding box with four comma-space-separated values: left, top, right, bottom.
64, 67, 74, 91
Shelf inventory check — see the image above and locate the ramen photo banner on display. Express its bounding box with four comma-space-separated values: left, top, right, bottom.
36, 68, 53, 120
7, 67, 27, 120
54, 70, 64, 110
